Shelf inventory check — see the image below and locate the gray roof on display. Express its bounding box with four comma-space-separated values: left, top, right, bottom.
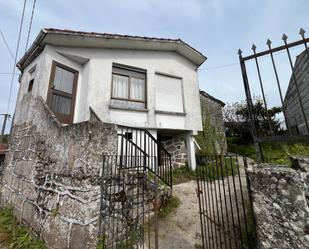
17, 28, 207, 70
200, 90, 225, 107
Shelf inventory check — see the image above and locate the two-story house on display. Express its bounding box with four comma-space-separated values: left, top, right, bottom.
15, 28, 206, 169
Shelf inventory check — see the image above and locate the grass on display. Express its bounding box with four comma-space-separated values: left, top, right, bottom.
0, 206, 45, 249
173, 157, 239, 184
227, 136, 309, 165
172, 166, 196, 185
159, 196, 181, 218
197, 157, 239, 181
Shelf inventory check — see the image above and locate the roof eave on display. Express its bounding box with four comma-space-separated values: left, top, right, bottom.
18, 29, 207, 70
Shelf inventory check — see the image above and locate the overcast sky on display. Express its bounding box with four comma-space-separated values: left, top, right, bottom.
1, 0, 309, 130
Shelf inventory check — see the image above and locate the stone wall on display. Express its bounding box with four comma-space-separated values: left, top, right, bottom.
247, 156, 309, 249
199, 91, 227, 155
0, 96, 118, 249
161, 137, 187, 168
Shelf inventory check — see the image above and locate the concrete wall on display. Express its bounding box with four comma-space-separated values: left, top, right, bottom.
247, 156, 309, 249
1, 96, 118, 249
284, 50, 309, 135
16, 45, 203, 134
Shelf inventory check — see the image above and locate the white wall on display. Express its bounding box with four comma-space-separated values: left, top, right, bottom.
15, 45, 203, 133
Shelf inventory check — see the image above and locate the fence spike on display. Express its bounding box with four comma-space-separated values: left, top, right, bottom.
251, 44, 257, 52
266, 39, 272, 47
238, 49, 242, 56
282, 34, 288, 41
299, 28, 306, 38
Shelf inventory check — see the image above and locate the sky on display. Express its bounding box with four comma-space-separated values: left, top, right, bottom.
1, 0, 309, 131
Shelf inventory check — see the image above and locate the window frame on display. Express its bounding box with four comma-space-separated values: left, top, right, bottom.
111, 64, 147, 104
47, 61, 79, 124
27, 65, 36, 92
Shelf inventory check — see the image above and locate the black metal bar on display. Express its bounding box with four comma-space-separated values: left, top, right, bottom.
219, 156, 233, 249
229, 156, 244, 247
238, 50, 263, 162
212, 157, 223, 249
283, 34, 309, 134
243, 157, 258, 248
216, 157, 227, 249
236, 156, 250, 248
266, 39, 292, 135
196, 164, 206, 249
252, 45, 274, 134
224, 156, 238, 248
241, 36, 309, 61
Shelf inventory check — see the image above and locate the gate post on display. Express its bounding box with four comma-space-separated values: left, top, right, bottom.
238, 50, 263, 162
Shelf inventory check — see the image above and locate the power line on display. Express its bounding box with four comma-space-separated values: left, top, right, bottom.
0, 29, 14, 60
6, 0, 27, 115
0, 72, 19, 75
25, 0, 37, 52
198, 44, 302, 72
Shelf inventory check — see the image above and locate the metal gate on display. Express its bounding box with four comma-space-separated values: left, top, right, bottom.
196, 155, 257, 249
239, 28, 309, 162
98, 126, 172, 249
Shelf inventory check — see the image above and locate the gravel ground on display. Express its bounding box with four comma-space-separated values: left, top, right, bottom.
145, 180, 203, 249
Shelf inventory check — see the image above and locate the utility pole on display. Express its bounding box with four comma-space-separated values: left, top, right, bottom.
1, 114, 11, 142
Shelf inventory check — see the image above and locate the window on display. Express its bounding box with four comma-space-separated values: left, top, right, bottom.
47, 61, 78, 124
155, 73, 184, 113
112, 64, 146, 103
27, 66, 36, 92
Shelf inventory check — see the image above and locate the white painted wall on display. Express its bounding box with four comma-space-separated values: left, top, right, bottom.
15, 45, 203, 134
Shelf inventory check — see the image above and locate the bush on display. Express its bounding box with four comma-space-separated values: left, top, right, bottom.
0, 206, 45, 249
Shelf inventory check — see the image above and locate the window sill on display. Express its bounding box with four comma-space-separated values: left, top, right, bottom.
155, 110, 187, 116
109, 104, 149, 113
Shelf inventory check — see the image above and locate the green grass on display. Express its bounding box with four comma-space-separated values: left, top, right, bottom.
173, 158, 238, 184
197, 157, 239, 181
227, 136, 309, 165
0, 206, 45, 249
172, 166, 196, 185
159, 196, 181, 218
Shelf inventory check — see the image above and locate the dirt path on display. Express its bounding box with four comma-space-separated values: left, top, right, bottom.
154, 180, 202, 249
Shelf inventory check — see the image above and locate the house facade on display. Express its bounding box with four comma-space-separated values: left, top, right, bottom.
15, 28, 206, 169
284, 49, 309, 135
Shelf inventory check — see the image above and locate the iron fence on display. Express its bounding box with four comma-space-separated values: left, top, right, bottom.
239, 28, 309, 161
99, 155, 162, 249
196, 155, 257, 249
118, 126, 172, 187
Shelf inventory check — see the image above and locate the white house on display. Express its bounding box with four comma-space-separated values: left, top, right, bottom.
15, 28, 206, 169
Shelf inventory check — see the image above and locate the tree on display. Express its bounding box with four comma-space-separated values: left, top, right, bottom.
224, 97, 282, 142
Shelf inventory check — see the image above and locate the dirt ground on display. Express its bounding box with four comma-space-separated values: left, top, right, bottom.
152, 180, 203, 249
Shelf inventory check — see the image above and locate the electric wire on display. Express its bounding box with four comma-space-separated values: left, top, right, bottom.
25, 0, 37, 52
6, 0, 27, 115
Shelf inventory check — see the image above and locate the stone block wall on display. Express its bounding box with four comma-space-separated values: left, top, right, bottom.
161, 137, 187, 168
247, 156, 309, 249
199, 92, 227, 155
0, 96, 118, 249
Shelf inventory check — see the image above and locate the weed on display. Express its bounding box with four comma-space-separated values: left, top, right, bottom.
0, 206, 45, 249
172, 166, 195, 185
159, 196, 181, 218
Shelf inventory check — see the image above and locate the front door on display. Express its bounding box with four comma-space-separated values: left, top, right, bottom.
47, 61, 78, 124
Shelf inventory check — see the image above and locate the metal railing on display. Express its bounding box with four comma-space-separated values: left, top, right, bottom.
196, 155, 257, 249
118, 126, 172, 187
239, 28, 309, 161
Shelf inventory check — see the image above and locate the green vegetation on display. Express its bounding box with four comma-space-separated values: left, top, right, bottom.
227, 136, 309, 164
197, 157, 238, 181
96, 235, 106, 249
0, 206, 45, 249
172, 165, 196, 184
0, 135, 9, 144
173, 157, 238, 184
159, 196, 181, 218
116, 227, 143, 249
